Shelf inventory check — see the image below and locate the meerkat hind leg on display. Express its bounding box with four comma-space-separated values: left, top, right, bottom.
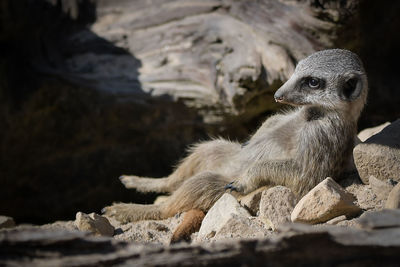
120, 139, 240, 194
105, 171, 231, 223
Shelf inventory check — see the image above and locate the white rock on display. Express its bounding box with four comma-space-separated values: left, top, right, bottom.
75, 212, 115, 237
213, 215, 270, 240
259, 186, 297, 230
291, 178, 361, 224
358, 122, 390, 142
197, 193, 250, 239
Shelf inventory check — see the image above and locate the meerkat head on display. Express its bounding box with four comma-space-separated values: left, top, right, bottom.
274, 49, 368, 118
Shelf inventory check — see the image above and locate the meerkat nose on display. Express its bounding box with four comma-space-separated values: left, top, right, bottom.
274, 91, 284, 102
274, 94, 284, 102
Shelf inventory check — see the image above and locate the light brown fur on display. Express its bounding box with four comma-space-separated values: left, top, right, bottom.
103, 49, 368, 223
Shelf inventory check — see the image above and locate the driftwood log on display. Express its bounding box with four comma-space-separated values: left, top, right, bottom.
1, 219, 400, 266
34, 0, 357, 123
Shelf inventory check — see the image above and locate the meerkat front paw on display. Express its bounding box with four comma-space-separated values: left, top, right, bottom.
224, 181, 245, 193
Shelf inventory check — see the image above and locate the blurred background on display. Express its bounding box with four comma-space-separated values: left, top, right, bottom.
0, 0, 399, 224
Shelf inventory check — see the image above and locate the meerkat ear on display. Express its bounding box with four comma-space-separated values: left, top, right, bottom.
341, 72, 363, 101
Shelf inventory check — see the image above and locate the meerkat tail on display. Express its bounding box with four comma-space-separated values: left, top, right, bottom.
170, 209, 205, 244
162, 171, 232, 217
119, 175, 170, 193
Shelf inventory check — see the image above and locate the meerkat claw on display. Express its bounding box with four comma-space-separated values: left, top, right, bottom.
224, 182, 238, 192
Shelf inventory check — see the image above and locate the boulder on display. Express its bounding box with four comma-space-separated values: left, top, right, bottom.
291, 178, 361, 224
353, 119, 400, 184
197, 193, 250, 239
385, 183, 400, 209
259, 186, 297, 230
75, 212, 115, 237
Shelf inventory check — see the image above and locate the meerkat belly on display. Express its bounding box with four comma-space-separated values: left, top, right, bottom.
267, 122, 298, 159
242, 113, 300, 161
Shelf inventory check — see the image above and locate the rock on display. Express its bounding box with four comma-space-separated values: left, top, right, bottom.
259, 186, 297, 230
358, 122, 390, 142
278, 223, 400, 247
369, 175, 396, 201
344, 182, 384, 211
2, 223, 400, 266
112, 213, 183, 245
325, 215, 347, 225
353, 119, 400, 184
356, 209, 400, 229
238, 186, 268, 215
197, 193, 250, 239
386, 183, 400, 209
170, 209, 205, 244
75, 212, 114, 237
291, 178, 361, 224
212, 215, 270, 241
0, 216, 15, 229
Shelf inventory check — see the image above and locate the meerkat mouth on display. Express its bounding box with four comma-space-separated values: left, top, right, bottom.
274, 97, 306, 107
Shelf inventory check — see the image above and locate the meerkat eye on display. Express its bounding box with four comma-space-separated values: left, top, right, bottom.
308, 78, 320, 88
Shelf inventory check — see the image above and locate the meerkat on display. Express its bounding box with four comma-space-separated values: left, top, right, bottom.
103, 49, 368, 223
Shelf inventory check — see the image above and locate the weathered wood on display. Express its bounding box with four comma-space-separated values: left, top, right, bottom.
1, 219, 400, 266
70, 0, 352, 122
